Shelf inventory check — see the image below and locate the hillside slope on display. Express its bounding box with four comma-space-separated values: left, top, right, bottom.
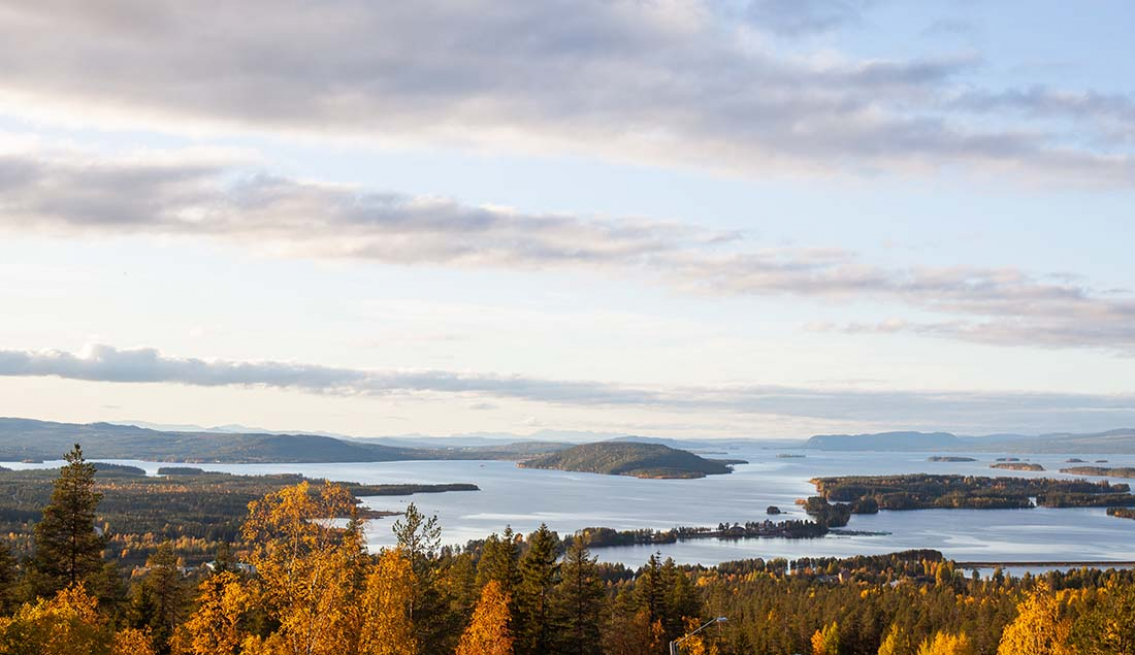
518, 442, 737, 479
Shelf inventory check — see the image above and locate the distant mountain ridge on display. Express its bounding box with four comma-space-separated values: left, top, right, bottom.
4, 417, 1135, 461
806, 431, 962, 451
805, 429, 1135, 454
0, 417, 569, 463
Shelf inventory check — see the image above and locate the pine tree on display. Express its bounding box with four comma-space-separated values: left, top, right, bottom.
0, 540, 18, 613
516, 524, 560, 655
635, 554, 665, 627
456, 580, 513, 655
661, 557, 699, 641
31, 444, 106, 596
128, 543, 188, 655
393, 503, 445, 652
552, 534, 604, 655
477, 528, 522, 596
392, 503, 440, 585
604, 585, 662, 655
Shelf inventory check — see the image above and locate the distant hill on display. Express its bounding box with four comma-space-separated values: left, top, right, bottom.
804, 429, 1135, 454
1019, 429, 1135, 454
518, 442, 737, 479
0, 417, 569, 463
805, 431, 962, 451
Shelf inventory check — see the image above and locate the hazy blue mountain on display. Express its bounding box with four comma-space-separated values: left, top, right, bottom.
0, 417, 569, 463
805, 429, 1135, 453
805, 431, 963, 451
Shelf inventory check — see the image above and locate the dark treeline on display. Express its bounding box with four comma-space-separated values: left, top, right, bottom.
0, 461, 477, 569
812, 474, 1134, 512
2, 445, 1135, 655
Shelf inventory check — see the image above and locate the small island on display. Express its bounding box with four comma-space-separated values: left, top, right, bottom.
766, 505, 782, 515
1108, 508, 1135, 520
1061, 466, 1135, 478
519, 442, 737, 479
991, 462, 1044, 472
928, 456, 977, 462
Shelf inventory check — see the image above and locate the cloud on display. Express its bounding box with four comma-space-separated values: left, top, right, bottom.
1, 343, 1132, 434
3, 149, 1135, 353
817, 318, 1135, 354
737, 0, 873, 35
0, 151, 726, 269
950, 87, 1135, 143
0, 1, 1130, 183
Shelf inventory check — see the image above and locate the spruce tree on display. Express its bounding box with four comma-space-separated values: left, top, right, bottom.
393, 502, 446, 652
31, 443, 106, 595
0, 540, 17, 613
129, 542, 188, 655
661, 557, 699, 641
516, 524, 560, 655
553, 533, 604, 655
635, 553, 665, 627
476, 527, 521, 595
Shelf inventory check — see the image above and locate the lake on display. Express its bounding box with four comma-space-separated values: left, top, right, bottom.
7, 448, 1135, 569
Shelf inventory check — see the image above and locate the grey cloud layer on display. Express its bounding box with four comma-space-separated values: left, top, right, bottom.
0, 153, 723, 267
0, 0, 1130, 182
1, 344, 1131, 434
4, 151, 1135, 352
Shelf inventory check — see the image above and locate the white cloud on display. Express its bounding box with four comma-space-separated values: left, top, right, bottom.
1, 344, 1133, 435
3, 149, 1134, 353
0, 1, 1130, 183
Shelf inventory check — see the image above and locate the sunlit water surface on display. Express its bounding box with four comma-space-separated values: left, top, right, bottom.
7, 449, 1135, 569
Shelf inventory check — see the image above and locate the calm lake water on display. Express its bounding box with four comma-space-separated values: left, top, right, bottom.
7, 448, 1135, 569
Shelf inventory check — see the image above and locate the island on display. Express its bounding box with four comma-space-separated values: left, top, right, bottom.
928, 456, 977, 462
1107, 508, 1135, 520
569, 518, 829, 549
1061, 466, 1135, 478
809, 473, 1131, 511
518, 442, 738, 479
990, 462, 1044, 471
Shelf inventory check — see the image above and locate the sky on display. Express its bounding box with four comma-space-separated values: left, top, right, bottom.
0, 0, 1132, 439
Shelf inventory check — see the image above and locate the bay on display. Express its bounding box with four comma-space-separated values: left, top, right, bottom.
6, 448, 1135, 569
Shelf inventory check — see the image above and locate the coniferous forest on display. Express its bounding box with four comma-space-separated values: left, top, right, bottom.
2, 445, 1135, 655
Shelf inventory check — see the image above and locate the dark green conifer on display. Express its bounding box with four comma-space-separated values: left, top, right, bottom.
31, 444, 106, 595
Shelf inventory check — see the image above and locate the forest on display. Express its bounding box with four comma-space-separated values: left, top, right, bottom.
0, 464, 476, 569
1, 446, 1134, 655
810, 474, 1134, 512
518, 442, 738, 479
